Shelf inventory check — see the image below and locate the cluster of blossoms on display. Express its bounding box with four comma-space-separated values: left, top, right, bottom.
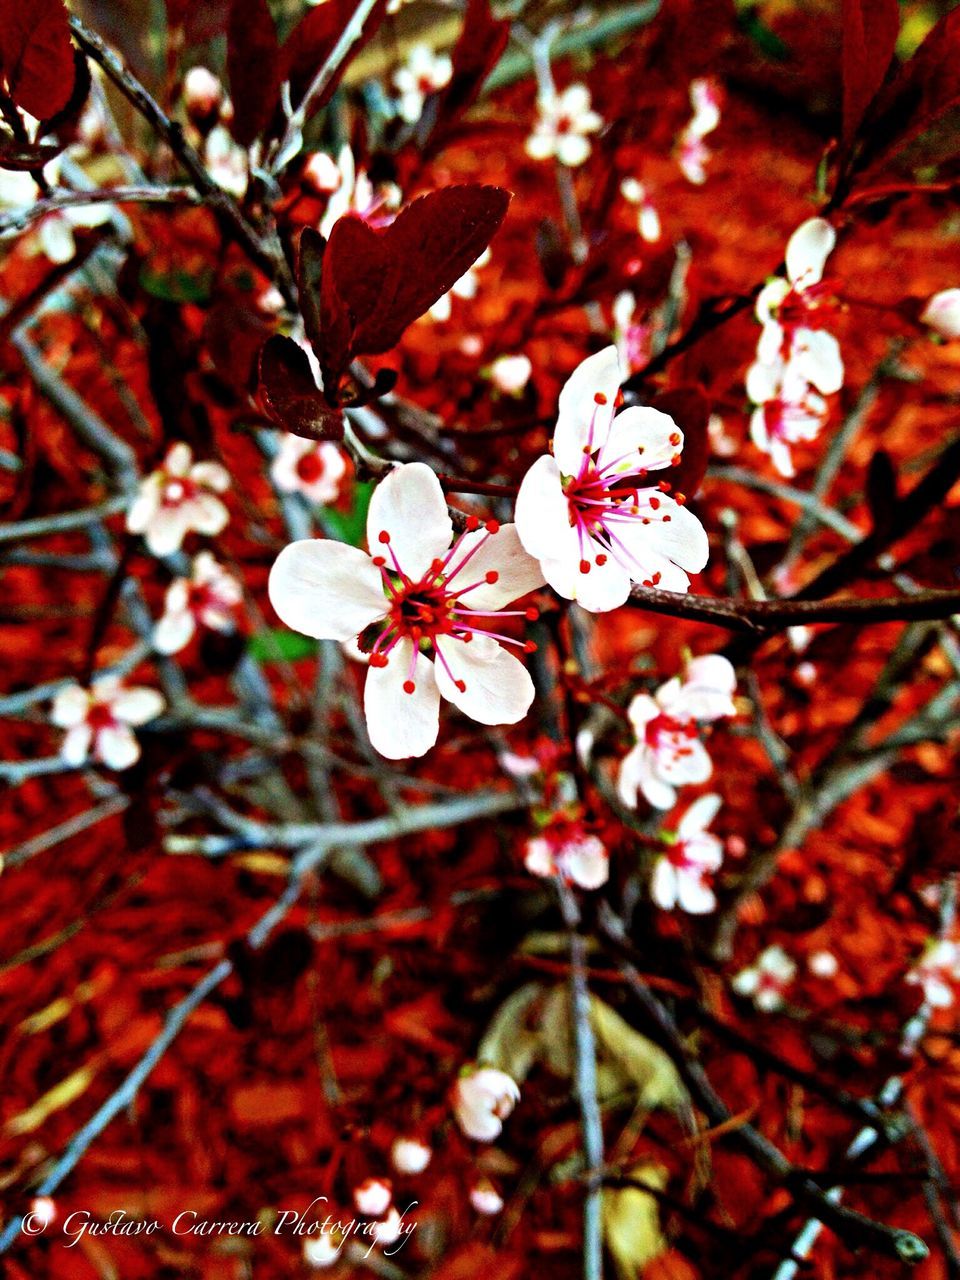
732, 944, 797, 1012
180, 67, 247, 197
676, 78, 721, 185
0, 161, 111, 265
617, 654, 737, 811
526, 84, 603, 168
307, 145, 402, 240
747, 218, 844, 477
650, 793, 724, 914
392, 44, 453, 124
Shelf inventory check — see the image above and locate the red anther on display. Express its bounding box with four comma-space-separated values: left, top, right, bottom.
455, 679, 466, 693
649, 496, 660, 510
595, 554, 607, 566
373, 556, 386, 567
525, 606, 539, 621
484, 519, 500, 534
669, 432, 681, 447
615, 389, 624, 406
663, 514, 672, 522
579, 559, 591, 574
430, 558, 444, 572
403, 680, 416, 694
651, 571, 662, 585
670, 453, 681, 466
658, 480, 671, 492
378, 530, 390, 544
524, 640, 537, 653
466, 515, 480, 531
485, 570, 499, 584
594, 392, 608, 405
675, 492, 687, 505
370, 653, 388, 667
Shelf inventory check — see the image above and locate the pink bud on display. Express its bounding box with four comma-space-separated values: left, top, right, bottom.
921, 288, 960, 340
354, 1177, 392, 1218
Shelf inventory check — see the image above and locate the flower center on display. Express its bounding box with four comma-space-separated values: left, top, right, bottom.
644, 712, 697, 754
162, 477, 197, 507
87, 703, 117, 733
295, 450, 326, 484
363, 516, 538, 695
777, 278, 837, 331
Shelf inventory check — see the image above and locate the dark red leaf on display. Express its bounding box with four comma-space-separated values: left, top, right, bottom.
226, 0, 280, 147
840, 0, 899, 153
422, 0, 510, 153
281, 0, 388, 118
297, 228, 326, 356
258, 335, 344, 441
0, 138, 64, 171
0, 0, 75, 119
315, 185, 510, 397
652, 386, 711, 498
859, 8, 960, 170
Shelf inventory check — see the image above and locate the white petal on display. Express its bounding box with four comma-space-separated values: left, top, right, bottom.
60, 723, 93, 766
165, 443, 193, 476
677, 792, 722, 839
111, 687, 165, 725
562, 836, 608, 889
39, 217, 75, 264
524, 836, 555, 878
549, 547, 632, 613
785, 218, 835, 288
187, 493, 230, 537
268, 540, 386, 641
755, 279, 789, 325
190, 461, 231, 492
515, 455, 577, 563
525, 131, 556, 162
144, 509, 190, 557
639, 757, 679, 810
51, 684, 90, 727
616, 745, 645, 808
746, 356, 782, 406
366, 463, 453, 580
95, 725, 141, 770
626, 692, 659, 733
434, 635, 534, 726
446, 523, 544, 610
650, 859, 678, 910
676, 872, 716, 914
154, 610, 196, 654
364, 639, 441, 759
792, 329, 843, 395
557, 135, 591, 167
554, 346, 621, 475
598, 406, 682, 475
731, 968, 760, 996
125, 477, 162, 534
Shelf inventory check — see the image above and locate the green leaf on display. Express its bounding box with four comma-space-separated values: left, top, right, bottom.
248, 628, 317, 662
139, 265, 213, 303
322, 479, 374, 547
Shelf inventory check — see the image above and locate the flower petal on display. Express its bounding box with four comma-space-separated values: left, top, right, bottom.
449, 523, 545, 611
51, 684, 90, 727
144, 509, 191, 557
792, 328, 843, 395
111, 687, 165, 725
364, 639, 441, 759
268, 540, 386, 641
676, 872, 716, 914
515, 455, 577, 563
61, 723, 92, 766
554, 346, 621, 475
650, 859, 678, 910
785, 217, 835, 289
366, 463, 453, 580
598, 405, 682, 475
434, 635, 534, 726
154, 610, 196, 654
188, 493, 230, 537
677, 791, 722, 839
96, 725, 141, 770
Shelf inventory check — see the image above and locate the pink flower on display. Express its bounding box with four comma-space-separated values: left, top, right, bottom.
452, 1066, 520, 1142
921, 288, 960, 340
153, 552, 242, 654
268, 463, 544, 759
51, 677, 165, 771
526, 84, 603, 168
126, 443, 230, 558
524, 823, 609, 890
354, 1178, 392, 1218
651, 793, 724, 914
470, 1179, 505, 1215
318, 145, 401, 240
905, 940, 960, 1009
270, 435, 348, 504
732, 945, 797, 1011
391, 1137, 432, 1175
393, 44, 453, 124
515, 346, 708, 612
617, 655, 736, 811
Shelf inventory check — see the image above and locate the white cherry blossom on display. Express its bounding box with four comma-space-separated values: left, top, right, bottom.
732, 945, 797, 1011
470, 1179, 505, 1215
515, 346, 708, 613
677, 78, 721, 184
921, 288, 960, 340
651, 792, 724, 914
268, 463, 544, 759
490, 354, 532, 396
526, 84, 602, 168
303, 1234, 340, 1267
452, 1066, 520, 1142
183, 66, 224, 119
270, 434, 348, 504
204, 124, 247, 198
524, 825, 609, 889
617, 654, 736, 811
354, 1178, 392, 1218
153, 551, 242, 654
391, 1137, 432, 1175
393, 44, 453, 124
318, 145, 401, 239
747, 353, 830, 479
126, 442, 230, 558
905, 939, 960, 1009
51, 677, 165, 770
620, 177, 661, 243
